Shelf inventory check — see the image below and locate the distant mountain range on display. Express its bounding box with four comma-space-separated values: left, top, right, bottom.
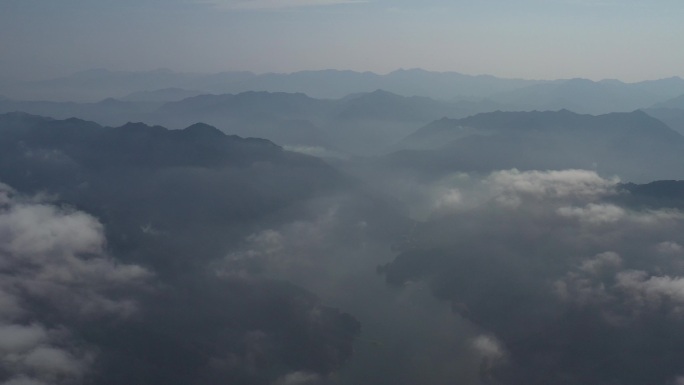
121, 87, 205, 102
4, 75, 684, 158
488, 77, 684, 115
5, 68, 684, 112
0, 89, 493, 155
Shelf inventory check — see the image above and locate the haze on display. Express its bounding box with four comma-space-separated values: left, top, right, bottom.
1, 0, 684, 82
4, 1, 684, 385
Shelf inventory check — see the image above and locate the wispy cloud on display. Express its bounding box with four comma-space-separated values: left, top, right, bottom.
199, 0, 367, 10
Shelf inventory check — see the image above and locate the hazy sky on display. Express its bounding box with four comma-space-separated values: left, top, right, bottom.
1, 0, 683, 82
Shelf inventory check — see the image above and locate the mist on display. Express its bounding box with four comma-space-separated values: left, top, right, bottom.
3, 92, 684, 383
4, 1, 684, 383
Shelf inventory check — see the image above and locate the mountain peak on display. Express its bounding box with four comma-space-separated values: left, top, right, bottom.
564, 78, 597, 86
182, 123, 225, 139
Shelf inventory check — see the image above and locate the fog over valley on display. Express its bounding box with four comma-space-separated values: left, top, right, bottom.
3, 0, 684, 384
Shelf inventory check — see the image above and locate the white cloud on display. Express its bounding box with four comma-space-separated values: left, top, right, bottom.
0, 203, 103, 261
485, 169, 618, 208
432, 188, 464, 212
274, 371, 321, 385
0, 200, 151, 317
616, 271, 684, 306
555, 253, 621, 306
557, 204, 684, 227
656, 241, 684, 255
472, 335, 505, 359
632, 209, 684, 225
0, 182, 152, 384
22, 347, 87, 376
0, 324, 48, 353
1, 377, 49, 385
557, 257, 684, 316
219, 203, 343, 280
0, 323, 93, 385
557, 204, 626, 224
579, 251, 622, 274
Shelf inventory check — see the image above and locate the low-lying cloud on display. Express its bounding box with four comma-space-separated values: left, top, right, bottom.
0, 183, 150, 385
379, 169, 684, 385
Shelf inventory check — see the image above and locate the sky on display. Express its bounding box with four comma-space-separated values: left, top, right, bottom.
1, 0, 683, 82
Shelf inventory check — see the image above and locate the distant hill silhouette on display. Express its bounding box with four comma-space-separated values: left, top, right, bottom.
608, 180, 684, 212
0, 68, 544, 102
644, 107, 684, 135
390, 109, 684, 182
122, 87, 205, 102
0, 97, 158, 126
6, 82, 684, 157
652, 94, 684, 109
334, 89, 461, 121
488, 78, 684, 114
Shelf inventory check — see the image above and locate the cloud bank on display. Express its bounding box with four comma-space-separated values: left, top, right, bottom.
380, 169, 684, 385
0, 183, 150, 385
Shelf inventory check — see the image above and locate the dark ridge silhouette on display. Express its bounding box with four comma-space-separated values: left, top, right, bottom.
0, 112, 361, 385
391, 110, 684, 182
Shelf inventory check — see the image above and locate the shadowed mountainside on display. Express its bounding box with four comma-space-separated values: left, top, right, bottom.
389, 109, 684, 182
0, 112, 362, 385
